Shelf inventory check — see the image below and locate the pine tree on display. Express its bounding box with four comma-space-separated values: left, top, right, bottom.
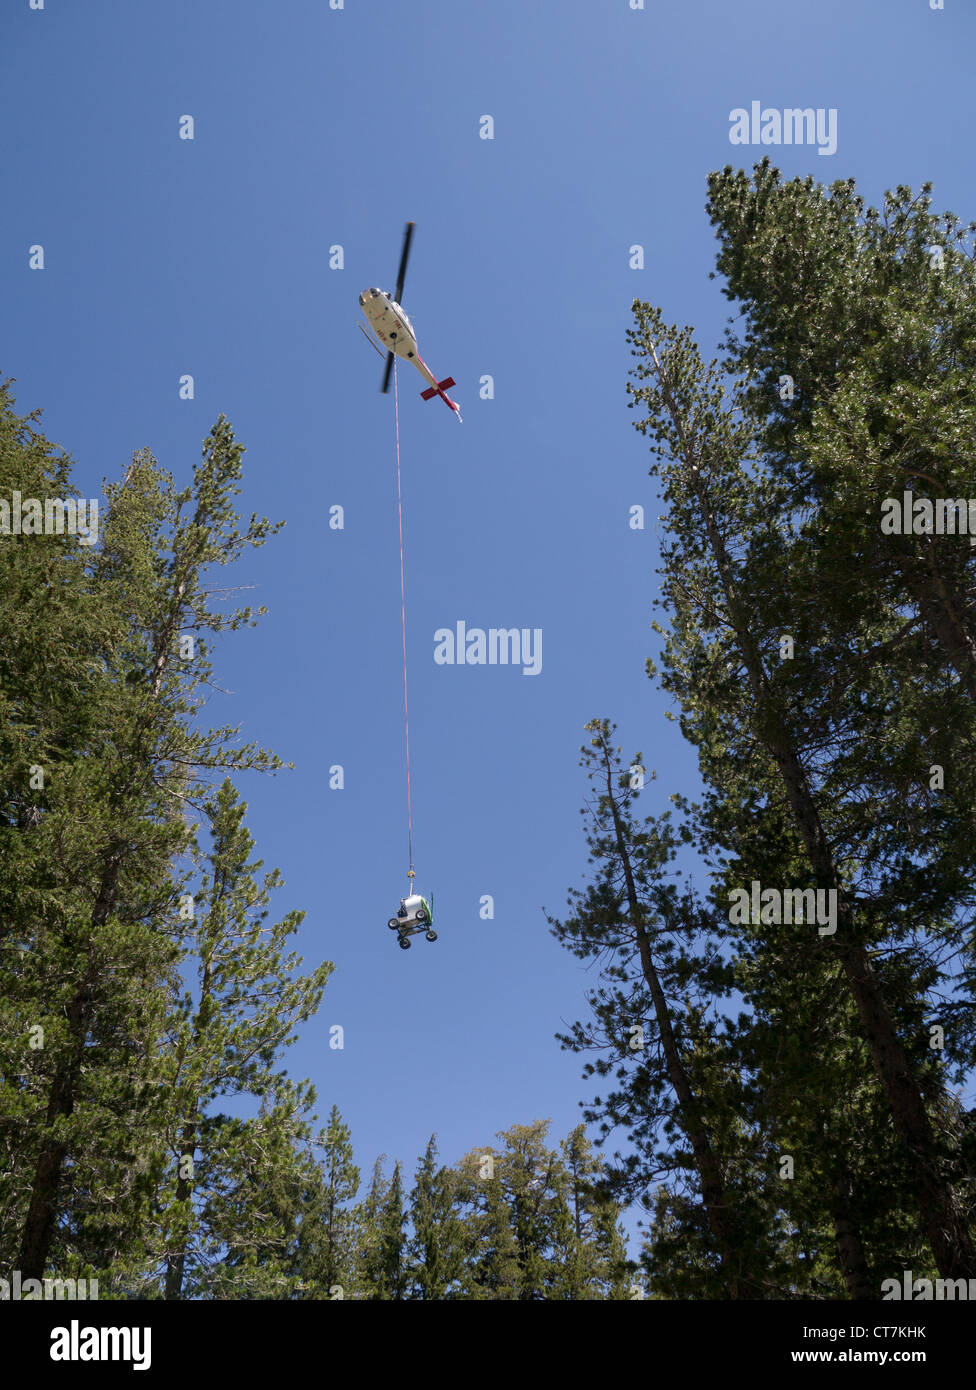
354, 1157, 395, 1299
590, 1190, 632, 1300
705, 162, 976, 694
312, 1105, 360, 1297
408, 1135, 465, 1299
7, 434, 186, 1282
377, 1163, 407, 1300
455, 1147, 520, 1300
157, 778, 331, 1299
454, 1122, 630, 1300
497, 1121, 557, 1300
188, 1079, 324, 1300
6, 410, 297, 1283
549, 723, 769, 1297
626, 238, 976, 1280
353, 1159, 407, 1300
703, 161, 976, 1078
553, 1125, 633, 1299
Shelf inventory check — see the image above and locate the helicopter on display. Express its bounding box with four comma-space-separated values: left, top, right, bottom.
358, 222, 462, 422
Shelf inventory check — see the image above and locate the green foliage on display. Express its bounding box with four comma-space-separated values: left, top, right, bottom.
0, 393, 329, 1297
586, 161, 976, 1293
156, 778, 332, 1300
408, 1136, 466, 1299
0, 384, 628, 1301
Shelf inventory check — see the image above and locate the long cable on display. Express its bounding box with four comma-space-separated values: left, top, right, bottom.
393, 358, 414, 887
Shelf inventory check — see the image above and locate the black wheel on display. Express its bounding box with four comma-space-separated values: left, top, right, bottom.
388, 918, 400, 930
426, 930, 437, 942
398, 936, 411, 950
416, 911, 428, 925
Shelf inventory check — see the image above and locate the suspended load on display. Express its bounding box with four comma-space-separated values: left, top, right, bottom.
388, 893, 437, 950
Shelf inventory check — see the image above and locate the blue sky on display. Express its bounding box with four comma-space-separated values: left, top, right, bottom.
4, 0, 974, 1250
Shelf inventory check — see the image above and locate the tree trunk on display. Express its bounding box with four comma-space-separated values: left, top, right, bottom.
164, 940, 215, 1299
600, 742, 753, 1299
904, 551, 976, 701
163, 1122, 197, 1300
830, 1170, 874, 1300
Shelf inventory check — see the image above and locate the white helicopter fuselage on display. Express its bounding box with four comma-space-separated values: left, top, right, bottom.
359, 288, 420, 362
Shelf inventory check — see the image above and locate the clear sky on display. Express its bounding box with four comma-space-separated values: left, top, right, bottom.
4, 0, 974, 1249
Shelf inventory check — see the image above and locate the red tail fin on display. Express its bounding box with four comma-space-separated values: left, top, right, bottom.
421, 376, 455, 400
421, 377, 462, 421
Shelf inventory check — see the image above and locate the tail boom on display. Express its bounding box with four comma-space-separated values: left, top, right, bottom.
415, 355, 462, 421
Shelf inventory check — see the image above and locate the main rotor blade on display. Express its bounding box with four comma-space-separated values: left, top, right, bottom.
381, 351, 394, 394
393, 221, 414, 306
